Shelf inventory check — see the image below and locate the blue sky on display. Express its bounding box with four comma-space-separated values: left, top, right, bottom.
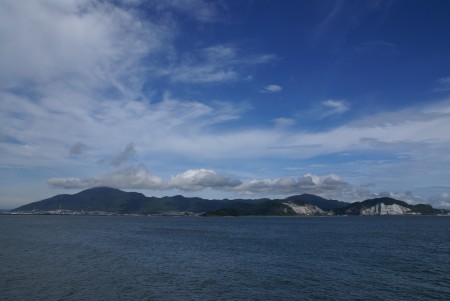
1, 0, 450, 208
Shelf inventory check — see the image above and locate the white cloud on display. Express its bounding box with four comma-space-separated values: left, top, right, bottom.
319, 99, 349, 117
3, 93, 450, 176
272, 117, 296, 127
48, 166, 163, 189
46, 165, 359, 201
0, 0, 276, 170
160, 45, 275, 83
0, 87, 249, 168
44, 162, 450, 206
168, 169, 242, 191
263, 84, 283, 93
0, 0, 171, 94
234, 173, 351, 198
168, 66, 238, 83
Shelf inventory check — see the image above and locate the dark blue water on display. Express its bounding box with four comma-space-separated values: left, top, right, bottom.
1, 215, 449, 300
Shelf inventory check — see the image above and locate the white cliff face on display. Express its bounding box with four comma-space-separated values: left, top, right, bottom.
360, 203, 411, 215
283, 202, 324, 215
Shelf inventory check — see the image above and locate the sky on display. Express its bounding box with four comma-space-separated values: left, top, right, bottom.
1, 0, 450, 209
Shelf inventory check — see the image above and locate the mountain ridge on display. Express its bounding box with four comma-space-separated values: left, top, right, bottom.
10, 187, 445, 216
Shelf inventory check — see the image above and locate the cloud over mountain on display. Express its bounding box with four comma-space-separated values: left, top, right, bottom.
168, 169, 242, 191
48, 166, 163, 190
234, 173, 351, 197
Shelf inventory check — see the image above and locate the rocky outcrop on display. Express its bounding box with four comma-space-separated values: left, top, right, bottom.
360, 203, 411, 215
333, 197, 441, 215
283, 202, 325, 215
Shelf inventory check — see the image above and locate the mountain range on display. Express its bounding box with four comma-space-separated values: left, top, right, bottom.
10, 187, 446, 216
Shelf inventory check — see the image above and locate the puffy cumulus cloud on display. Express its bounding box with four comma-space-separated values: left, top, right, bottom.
168, 169, 242, 191
111, 143, 136, 166
166, 170, 354, 199
263, 84, 283, 93
45, 164, 447, 208
48, 166, 163, 189
234, 173, 351, 198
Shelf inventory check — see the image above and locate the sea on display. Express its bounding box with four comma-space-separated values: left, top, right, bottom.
1, 215, 449, 300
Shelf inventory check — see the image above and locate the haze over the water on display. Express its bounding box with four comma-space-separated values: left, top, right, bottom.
1, 0, 450, 209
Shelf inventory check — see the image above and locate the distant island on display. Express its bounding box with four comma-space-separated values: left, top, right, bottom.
8, 187, 448, 216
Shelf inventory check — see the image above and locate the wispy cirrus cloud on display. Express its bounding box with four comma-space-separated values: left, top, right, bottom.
159, 45, 276, 83
0, 0, 172, 95
3, 88, 450, 172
